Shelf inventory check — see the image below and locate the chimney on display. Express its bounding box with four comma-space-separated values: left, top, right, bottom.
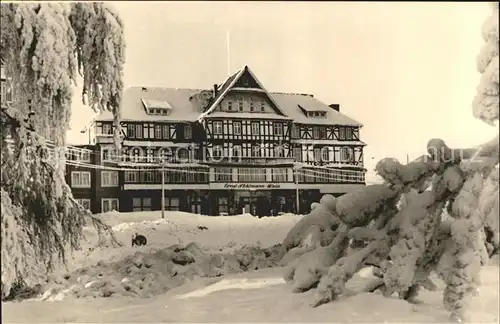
329, 104, 340, 112
213, 84, 218, 98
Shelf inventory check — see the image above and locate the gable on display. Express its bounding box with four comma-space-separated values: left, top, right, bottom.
197, 65, 287, 122
232, 69, 262, 89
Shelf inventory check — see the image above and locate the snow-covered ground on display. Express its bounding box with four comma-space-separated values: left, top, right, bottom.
72, 211, 301, 271
2, 211, 499, 323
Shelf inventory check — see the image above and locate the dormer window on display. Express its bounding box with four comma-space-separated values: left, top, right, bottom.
250, 101, 255, 112
142, 99, 172, 116
260, 101, 265, 112
307, 111, 327, 118
227, 101, 233, 111
238, 100, 243, 111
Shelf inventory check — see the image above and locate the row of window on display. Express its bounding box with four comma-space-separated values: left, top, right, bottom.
71, 171, 119, 188
223, 99, 267, 113
293, 125, 354, 140
292, 146, 355, 163
93, 145, 357, 164
95, 121, 356, 141
213, 168, 286, 182
212, 120, 283, 136
101, 147, 200, 163
71, 165, 364, 188
124, 169, 208, 183
96, 123, 190, 140
211, 121, 355, 141
211, 144, 286, 159
75, 197, 181, 213
307, 111, 327, 118
77, 198, 118, 213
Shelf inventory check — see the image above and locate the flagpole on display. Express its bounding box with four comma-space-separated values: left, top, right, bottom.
226, 29, 231, 77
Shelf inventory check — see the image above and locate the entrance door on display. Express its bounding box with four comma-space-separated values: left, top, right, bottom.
191, 203, 201, 214
239, 197, 256, 215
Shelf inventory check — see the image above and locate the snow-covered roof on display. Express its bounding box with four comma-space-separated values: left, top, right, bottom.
95, 66, 363, 127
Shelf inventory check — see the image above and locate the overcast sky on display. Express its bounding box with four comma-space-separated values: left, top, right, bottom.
68, 1, 498, 173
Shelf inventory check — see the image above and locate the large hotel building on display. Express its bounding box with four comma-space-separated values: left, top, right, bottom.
2, 62, 367, 216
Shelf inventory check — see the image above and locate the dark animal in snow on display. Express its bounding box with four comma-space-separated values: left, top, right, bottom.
132, 233, 147, 247
197, 225, 208, 230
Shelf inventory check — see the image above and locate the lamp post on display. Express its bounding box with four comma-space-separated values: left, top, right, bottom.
161, 162, 165, 219
293, 162, 301, 215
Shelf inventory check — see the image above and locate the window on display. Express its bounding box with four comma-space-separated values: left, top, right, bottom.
127, 124, 136, 138
218, 197, 229, 214
233, 121, 242, 135
75, 198, 91, 211
102, 198, 119, 213
71, 149, 90, 162
313, 127, 320, 139
102, 123, 112, 135
345, 127, 353, 140
80, 151, 91, 162
237, 168, 266, 182
212, 145, 223, 158
162, 125, 170, 139
140, 171, 155, 183
133, 197, 152, 212
101, 148, 113, 162
125, 171, 139, 183
339, 127, 345, 140
341, 147, 353, 162
142, 198, 152, 211
130, 147, 142, 163
135, 124, 143, 139
293, 147, 301, 161
322, 148, 330, 162
165, 197, 180, 211
178, 148, 189, 161
238, 101, 243, 111
260, 101, 265, 112
250, 101, 255, 111
251, 122, 259, 135
251, 145, 261, 157
184, 125, 192, 139
227, 101, 233, 111
153, 125, 162, 139
291, 125, 300, 138
143, 124, 150, 139
273, 123, 283, 136
213, 121, 223, 135
71, 171, 91, 188
158, 148, 172, 163
146, 148, 154, 163
274, 144, 285, 157
215, 167, 232, 181
314, 148, 321, 162
101, 171, 119, 187
272, 168, 287, 182
319, 127, 326, 139
232, 145, 242, 158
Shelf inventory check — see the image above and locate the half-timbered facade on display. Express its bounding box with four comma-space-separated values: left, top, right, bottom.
69, 65, 366, 216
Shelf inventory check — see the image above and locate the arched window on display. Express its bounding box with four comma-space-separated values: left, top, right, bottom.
130, 147, 143, 163
341, 147, 352, 163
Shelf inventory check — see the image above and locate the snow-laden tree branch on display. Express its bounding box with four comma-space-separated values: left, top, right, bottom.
473, 2, 499, 126
0, 2, 125, 300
